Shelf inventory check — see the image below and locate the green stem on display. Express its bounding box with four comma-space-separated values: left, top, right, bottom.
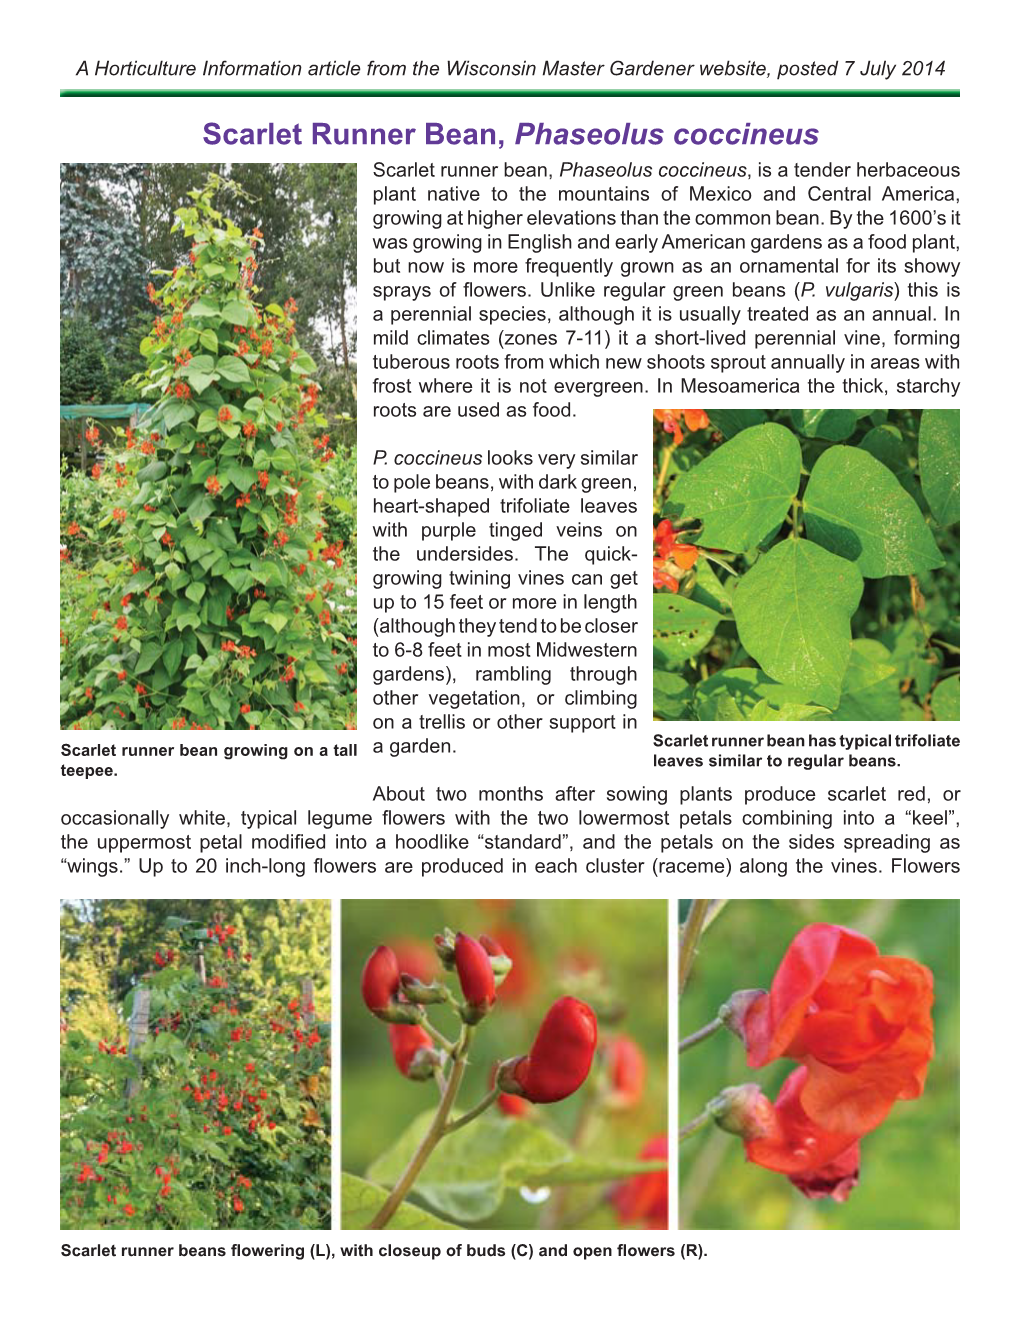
678, 1108, 713, 1143
419, 1016, 456, 1055
444, 1086, 498, 1134
367, 1025, 474, 1229
654, 443, 673, 510
678, 899, 711, 1005
678, 1017, 724, 1055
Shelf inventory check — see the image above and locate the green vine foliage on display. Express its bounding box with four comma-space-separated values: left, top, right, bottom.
60, 917, 330, 1230
652, 409, 960, 721
60, 179, 356, 729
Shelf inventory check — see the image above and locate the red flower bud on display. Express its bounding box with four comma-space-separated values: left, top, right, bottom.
603, 1035, 646, 1110
361, 945, 400, 1016
512, 996, 597, 1103
391, 939, 437, 984
708, 1083, 774, 1141
388, 1024, 436, 1080
454, 932, 496, 1021
478, 933, 513, 986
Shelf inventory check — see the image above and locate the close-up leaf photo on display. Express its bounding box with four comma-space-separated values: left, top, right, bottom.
652, 409, 960, 721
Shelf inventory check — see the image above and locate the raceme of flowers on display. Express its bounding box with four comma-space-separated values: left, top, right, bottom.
718, 923, 935, 1202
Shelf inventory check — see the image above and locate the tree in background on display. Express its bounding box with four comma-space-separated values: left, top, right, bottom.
58, 163, 357, 418
60, 316, 110, 405
284, 163, 358, 420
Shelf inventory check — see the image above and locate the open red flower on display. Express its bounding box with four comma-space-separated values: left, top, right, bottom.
737, 923, 933, 1138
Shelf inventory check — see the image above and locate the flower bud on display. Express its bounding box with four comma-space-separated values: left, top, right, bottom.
361, 946, 423, 1023
512, 996, 598, 1104
361, 946, 400, 1017
707, 1084, 776, 1142
433, 928, 456, 971
478, 934, 513, 986
718, 988, 767, 1044
399, 974, 448, 1005
602, 1035, 646, 1110
388, 1024, 439, 1080
454, 932, 496, 1022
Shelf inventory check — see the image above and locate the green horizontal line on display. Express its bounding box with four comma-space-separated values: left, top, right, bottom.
60, 87, 960, 98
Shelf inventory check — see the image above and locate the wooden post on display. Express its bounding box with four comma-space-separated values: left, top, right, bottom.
301, 977, 316, 1028
124, 987, 150, 1100
195, 946, 207, 985
80, 417, 86, 474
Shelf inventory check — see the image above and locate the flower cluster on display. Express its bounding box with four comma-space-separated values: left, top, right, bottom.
652, 519, 699, 594
722, 923, 934, 1202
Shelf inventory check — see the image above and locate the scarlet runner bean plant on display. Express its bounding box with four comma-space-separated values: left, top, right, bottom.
652, 409, 960, 721
343, 912, 669, 1230
59, 176, 356, 730
60, 914, 330, 1229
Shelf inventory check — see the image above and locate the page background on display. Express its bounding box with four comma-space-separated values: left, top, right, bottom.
20, 6, 1006, 1312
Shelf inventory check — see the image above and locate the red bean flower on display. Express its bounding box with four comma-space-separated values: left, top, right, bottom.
603, 1035, 646, 1110
718, 1077, 861, 1204
454, 932, 496, 1021
391, 939, 437, 984
612, 1134, 669, 1229
509, 996, 597, 1104
361, 945, 400, 1017
388, 1024, 435, 1080
738, 922, 934, 1138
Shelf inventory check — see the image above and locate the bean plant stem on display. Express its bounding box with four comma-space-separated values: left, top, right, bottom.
367, 1025, 474, 1229
419, 1017, 456, 1054
444, 1086, 498, 1134
678, 1017, 724, 1055
678, 899, 712, 1005
678, 1107, 714, 1143
655, 443, 674, 509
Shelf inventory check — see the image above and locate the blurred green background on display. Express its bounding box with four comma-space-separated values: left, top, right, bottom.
342, 898, 668, 1228
679, 898, 959, 1229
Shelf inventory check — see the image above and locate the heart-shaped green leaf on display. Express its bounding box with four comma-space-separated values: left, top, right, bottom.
732, 538, 863, 708
653, 669, 693, 719
930, 674, 960, 721
790, 408, 858, 441
653, 593, 726, 668
918, 409, 960, 525
694, 667, 830, 721
803, 444, 944, 577
366, 1111, 575, 1223
831, 639, 901, 721
664, 423, 801, 553
340, 1173, 457, 1230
